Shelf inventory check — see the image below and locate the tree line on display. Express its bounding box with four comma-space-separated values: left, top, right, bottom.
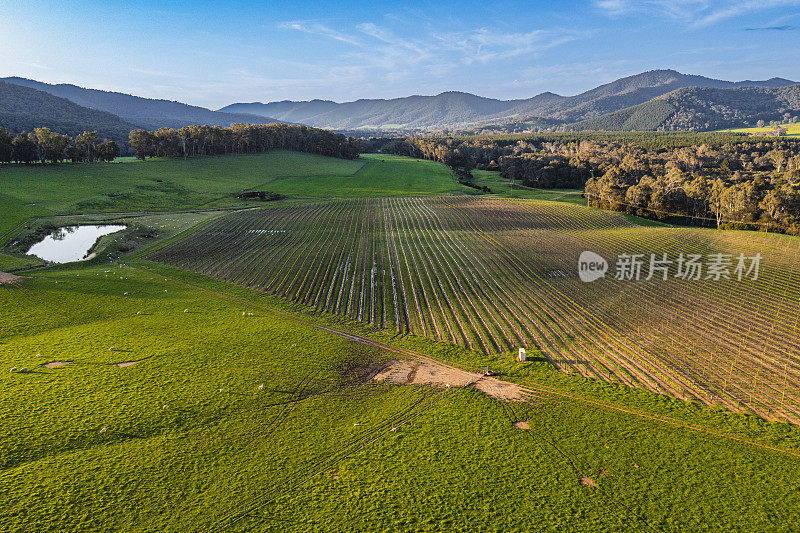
368, 132, 800, 234
128, 123, 361, 160
0, 126, 120, 164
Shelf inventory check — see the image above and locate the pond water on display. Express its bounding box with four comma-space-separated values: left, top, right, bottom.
27, 225, 126, 263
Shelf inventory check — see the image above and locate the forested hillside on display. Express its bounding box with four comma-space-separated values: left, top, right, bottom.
0, 82, 138, 146
568, 84, 800, 132
570, 100, 677, 131
2, 77, 279, 130
659, 84, 800, 131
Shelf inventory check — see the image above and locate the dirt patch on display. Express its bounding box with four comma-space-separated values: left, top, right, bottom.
0, 271, 24, 286
115, 360, 142, 367
580, 476, 598, 488
373, 359, 526, 402
42, 361, 71, 368
513, 420, 530, 430
474, 378, 524, 401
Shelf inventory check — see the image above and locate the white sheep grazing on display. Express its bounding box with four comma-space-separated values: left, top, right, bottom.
258, 384, 264, 390
242, 312, 246, 316
162, 405, 168, 409
136, 311, 142, 315
99, 427, 107, 433
20, 368, 28, 373
109, 346, 116, 351
183, 309, 188, 313
10, 367, 17, 373
123, 292, 129, 295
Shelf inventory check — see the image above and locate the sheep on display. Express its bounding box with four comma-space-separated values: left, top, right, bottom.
162, 405, 168, 409
99, 427, 107, 433
10, 367, 17, 373
123, 292, 129, 295
109, 346, 116, 351
136, 311, 142, 315
258, 384, 264, 390
183, 309, 189, 313
20, 368, 28, 373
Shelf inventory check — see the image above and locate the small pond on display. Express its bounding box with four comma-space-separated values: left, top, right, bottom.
27, 225, 126, 263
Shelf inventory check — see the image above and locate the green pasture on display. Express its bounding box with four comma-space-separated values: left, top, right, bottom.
471, 169, 585, 204
1, 259, 799, 531
725, 123, 800, 137
0, 151, 470, 240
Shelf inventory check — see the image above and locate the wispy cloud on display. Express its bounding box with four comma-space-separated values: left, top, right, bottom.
433, 28, 584, 64
278, 21, 363, 46
744, 25, 796, 30
593, 0, 800, 28
280, 20, 582, 73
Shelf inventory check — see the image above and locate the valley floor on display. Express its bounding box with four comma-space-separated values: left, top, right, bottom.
2, 151, 800, 531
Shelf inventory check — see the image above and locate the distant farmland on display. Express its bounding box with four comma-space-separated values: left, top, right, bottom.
149, 197, 800, 424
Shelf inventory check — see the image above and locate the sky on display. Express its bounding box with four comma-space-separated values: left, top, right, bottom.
1, 0, 799, 109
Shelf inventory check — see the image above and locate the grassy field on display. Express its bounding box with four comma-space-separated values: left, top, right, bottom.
4, 152, 800, 531
725, 123, 800, 137
471, 169, 585, 204
0, 151, 470, 240
2, 259, 800, 531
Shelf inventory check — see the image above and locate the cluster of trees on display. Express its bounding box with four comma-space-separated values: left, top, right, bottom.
0, 126, 120, 163
371, 131, 800, 234
129, 123, 361, 160
579, 141, 800, 234
366, 131, 754, 189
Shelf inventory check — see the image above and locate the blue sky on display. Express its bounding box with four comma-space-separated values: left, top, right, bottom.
1, 0, 799, 108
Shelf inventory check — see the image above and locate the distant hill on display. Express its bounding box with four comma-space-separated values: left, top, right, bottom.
0, 81, 139, 145
569, 100, 677, 131
569, 84, 800, 131
2, 77, 279, 130
220, 70, 796, 130
221, 91, 537, 130
658, 85, 800, 131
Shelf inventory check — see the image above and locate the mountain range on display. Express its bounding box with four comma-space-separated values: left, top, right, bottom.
1, 77, 278, 132
219, 70, 798, 131
0, 81, 140, 145
1, 70, 798, 142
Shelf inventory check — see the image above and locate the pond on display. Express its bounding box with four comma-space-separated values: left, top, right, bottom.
27, 225, 126, 263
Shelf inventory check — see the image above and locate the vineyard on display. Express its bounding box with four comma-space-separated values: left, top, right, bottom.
149, 197, 800, 424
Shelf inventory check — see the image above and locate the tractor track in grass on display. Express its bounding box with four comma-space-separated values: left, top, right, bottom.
126, 262, 800, 461
504, 402, 665, 533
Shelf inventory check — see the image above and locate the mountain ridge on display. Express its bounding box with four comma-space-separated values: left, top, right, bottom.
219, 69, 796, 130
0, 81, 140, 146
2, 77, 281, 130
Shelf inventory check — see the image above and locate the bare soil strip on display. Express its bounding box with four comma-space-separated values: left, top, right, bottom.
42, 361, 71, 368
373, 359, 526, 401
0, 271, 23, 285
